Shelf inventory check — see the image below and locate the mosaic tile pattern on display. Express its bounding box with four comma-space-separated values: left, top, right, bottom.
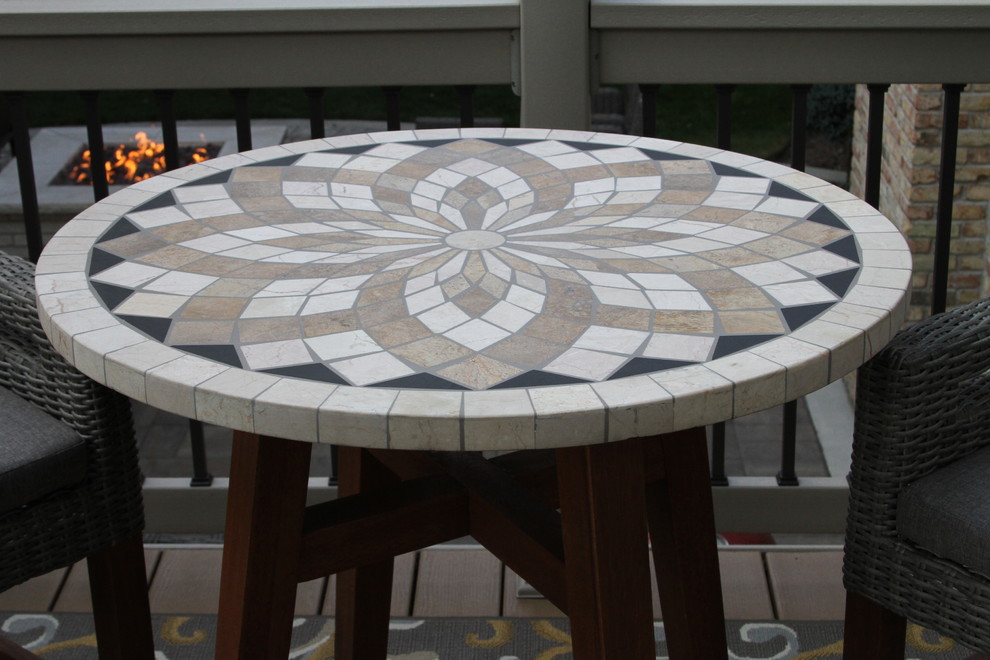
37, 129, 912, 449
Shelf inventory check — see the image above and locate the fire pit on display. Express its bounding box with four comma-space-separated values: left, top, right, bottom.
0, 123, 287, 215
55, 131, 222, 186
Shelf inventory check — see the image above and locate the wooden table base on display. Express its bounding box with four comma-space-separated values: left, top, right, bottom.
215, 429, 728, 660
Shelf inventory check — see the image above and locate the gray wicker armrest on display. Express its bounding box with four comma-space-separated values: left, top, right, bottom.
848, 296, 990, 536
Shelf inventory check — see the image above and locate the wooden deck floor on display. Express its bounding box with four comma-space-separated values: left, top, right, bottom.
0, 545, 847, 621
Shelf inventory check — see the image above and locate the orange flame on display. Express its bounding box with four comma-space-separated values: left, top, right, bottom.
69, 132, 211, 185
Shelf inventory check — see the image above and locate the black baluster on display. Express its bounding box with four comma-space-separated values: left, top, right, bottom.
777, 402, 799, 486
231, 88, 252, 151
640, 84, 658, 138
155, 90, 180, 172
6, 93, 42, 262
384, 86, 402, 131
188, 417, 214, 487
81, 91, 109, 202
864, 84, 890, 210
457, 85, 476, 129
715, 84, 735, 150
710, 423, 728, 487
305, 88, 326, 139
932, 83, 965, 316
790, 85, 811, 173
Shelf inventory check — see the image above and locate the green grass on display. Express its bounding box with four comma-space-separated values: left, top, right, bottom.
20, 84, 792, 160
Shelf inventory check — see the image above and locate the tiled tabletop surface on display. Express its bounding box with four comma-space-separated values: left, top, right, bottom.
36, 128, 911, 451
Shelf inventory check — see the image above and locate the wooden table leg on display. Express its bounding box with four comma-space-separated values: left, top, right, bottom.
215, 432, 312, 660
556, 438, 656, 660
334, 447, 399, 660
647, 428, 728, 659
86, 531, 155, 659
843, 591, 906, 660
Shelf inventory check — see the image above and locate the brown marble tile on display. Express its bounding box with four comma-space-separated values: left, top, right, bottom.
565, 165, 611, 182
700, 247, 773, 268
137, 245, 207, 269
454, 287, 498, 316
150, 221, 215, 243
230, 181, 281, 198
528, 171, 569, 190
357, 281, 404, 306
302, 310, 360, 337
182, 255, 253, 276
652, 255, 722, 273
364, 317, 433, 348
542, 281, 596, 323
198, 277, 271, 297
377, 173, 418, 192
446, 139, 501, 155
660, 160, 711, 175
523, 314, 586, 345
539, 265, 585, 284
357, 299, 408, 326
732, 212, 798, 234
203, 214, 266, 231
437, 355, 523, 390
661, 173, 717, 190
462, 253, 486, 283
479, 273, 509, 299
441, 274, 471, 298
594, 305, 653, 330
168, 320, 235, 345
263, 236, 329, 249
237, 196, 293, 212
283, 169, 332, 183
719, 310, 785, 335
747, 236, 813, 259
179, 296, 247, 320
237, 317, 303, 344
684, 206, 748, 223
657, 189, 709, 205
231, 166, 282, 182
707, 287, 775, 311
100, 232, 169, 258
608, 161, 663, 177
493, 250, 542, 277
332, 168, 380, 185
228, 262, 298, 279
386, 161, 437, 180
680, 269, 750, 289
781, 224, 850, 245
391, 335, 472, 368
508, 158, 555, 177
653, 310, 715, 334
484, 334, 565, 368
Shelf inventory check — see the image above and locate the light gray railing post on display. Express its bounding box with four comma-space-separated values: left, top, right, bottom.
519, 0, 592, 130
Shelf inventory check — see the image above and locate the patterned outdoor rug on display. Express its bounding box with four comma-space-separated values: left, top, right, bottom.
0, 613, 980, 659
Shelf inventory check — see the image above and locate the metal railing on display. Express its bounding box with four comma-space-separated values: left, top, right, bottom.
2, 0, 987, 533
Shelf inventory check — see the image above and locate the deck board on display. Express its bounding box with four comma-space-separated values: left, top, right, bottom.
765, 551, 845, 620
412, 549, 502, 617
0, 569, 66, 612
720, 551, 775, 620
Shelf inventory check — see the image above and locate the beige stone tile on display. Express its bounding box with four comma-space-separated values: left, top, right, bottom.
332, 168, 379, 185
732, 211, 798, 233
594, 305, 653, 330
198, 277, 270, 297
357, 281, 404, 306
168, 321, 234, 346
608, 160, 663, 177
564, 164, 610, 182
302, 310, 360, 337
358, 299, 410, 326
446, 138, 500, 155
230, 181, 281, 197
707, 287, 775, 311
137, 244, 205, 269
179, 256, 251, 276
365, 317, 434, 348
680, 269, 750, 289
101, 232, 169, 257
660, 160, 711, 175
150, 220, 215, 243
438, 354, 523, 390
227, 262, 297, 278
484, 334, 565, 368
701, 247, 773, 267
657, 189, 709, 205
720, 310, 786, 334
653, 310, 715, 334
523, 315, 586, 344
238, 317, 302, 343
391, 335, 472, 367
683, 205, 748, 223
478, 273, 509, 298
231, 166, 282, 182
781, 223, 850, 245
454, 287, 498, 315
747, 235, 814, 259
179, 296, 247, 319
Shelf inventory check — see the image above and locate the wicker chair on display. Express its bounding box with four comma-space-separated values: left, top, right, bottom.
843, 295, 990, 659
0, 251, 153, 659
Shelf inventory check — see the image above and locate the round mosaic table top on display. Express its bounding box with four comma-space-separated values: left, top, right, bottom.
36, 128, 911, 451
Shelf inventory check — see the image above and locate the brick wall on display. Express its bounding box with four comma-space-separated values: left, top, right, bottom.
850, 84, 990, 323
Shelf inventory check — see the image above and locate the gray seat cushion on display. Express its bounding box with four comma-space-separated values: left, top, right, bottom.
898, 444, 990, 577
0, 386, 86, 515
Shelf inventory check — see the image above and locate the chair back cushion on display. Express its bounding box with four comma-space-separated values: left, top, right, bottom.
898, 444, 990, 578
0, 386, 87, 515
